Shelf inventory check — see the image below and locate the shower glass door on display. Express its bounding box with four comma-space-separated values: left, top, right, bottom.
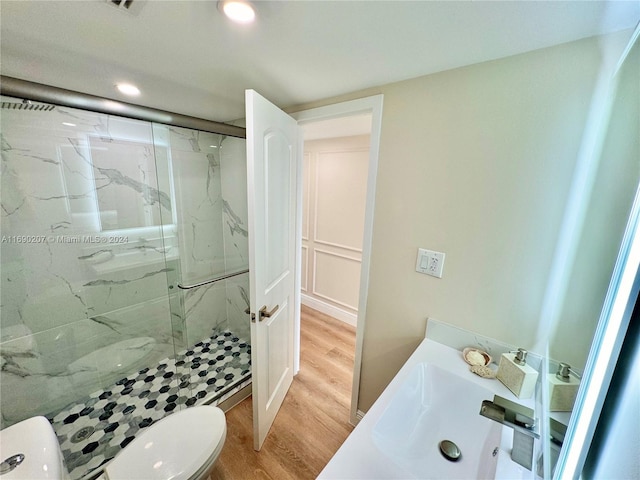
152, 123, 251, 406
0, 97, 189, 479
0, 95, 251, 480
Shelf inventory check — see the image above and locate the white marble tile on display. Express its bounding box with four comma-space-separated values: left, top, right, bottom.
0, 303, 179, 425
163, 128, 250, 350
0, 369, 76, 425
225, 273, 251, 343
219, 135, 250, 343
183, 281, 227, 347
1, 104, 175, 337
81, 262, 173, 317
0, 326, 103, 424
220, 135, 249, 272
167, 127, 226, 285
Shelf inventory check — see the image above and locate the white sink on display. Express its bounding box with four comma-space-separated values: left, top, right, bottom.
319, 338, 532, 479
0, 416, 69, 479
372, 362, 502, 479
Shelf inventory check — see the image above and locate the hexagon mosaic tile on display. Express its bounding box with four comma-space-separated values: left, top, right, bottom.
46, 329, 251, 480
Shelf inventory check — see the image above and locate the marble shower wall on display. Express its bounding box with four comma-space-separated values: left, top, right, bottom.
0, 98, 181, 426
154, 126, 250, 351
220, 136, 250, 342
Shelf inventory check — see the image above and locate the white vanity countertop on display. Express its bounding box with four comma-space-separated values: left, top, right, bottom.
318, 338, 537, 479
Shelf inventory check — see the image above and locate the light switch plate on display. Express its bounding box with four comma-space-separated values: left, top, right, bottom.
416, 248, 445, 278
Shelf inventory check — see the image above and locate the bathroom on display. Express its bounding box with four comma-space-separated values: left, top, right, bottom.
1, 1, 639, 479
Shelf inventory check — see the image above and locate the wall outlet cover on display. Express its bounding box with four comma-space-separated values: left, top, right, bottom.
416, 248, 445, 278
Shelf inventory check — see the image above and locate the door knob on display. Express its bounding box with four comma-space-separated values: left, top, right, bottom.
259, 304, 279, 320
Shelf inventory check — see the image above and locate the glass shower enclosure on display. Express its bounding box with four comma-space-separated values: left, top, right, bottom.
0, 95, 250, 479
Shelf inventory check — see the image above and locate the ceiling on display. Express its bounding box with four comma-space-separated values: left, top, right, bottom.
302, 113, 372, 140
1, 1, 638, 123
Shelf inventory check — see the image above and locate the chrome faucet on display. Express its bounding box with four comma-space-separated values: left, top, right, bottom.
479, 395, 539, 470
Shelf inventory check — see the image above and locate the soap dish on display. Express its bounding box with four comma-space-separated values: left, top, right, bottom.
462, 347, 492, 366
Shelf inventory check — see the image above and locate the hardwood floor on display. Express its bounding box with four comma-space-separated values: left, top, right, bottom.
212, 306, 356, 480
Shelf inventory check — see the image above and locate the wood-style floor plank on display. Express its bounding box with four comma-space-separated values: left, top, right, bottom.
212, 305, 356, 480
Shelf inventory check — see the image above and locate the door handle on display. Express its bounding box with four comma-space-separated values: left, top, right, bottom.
259, 304, 279, 321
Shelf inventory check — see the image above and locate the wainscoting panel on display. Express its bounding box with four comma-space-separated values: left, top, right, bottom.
301, 245, 308, 292
313, 249, 361, 311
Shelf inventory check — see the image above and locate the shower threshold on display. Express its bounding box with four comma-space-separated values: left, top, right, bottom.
45, 329, 251, 480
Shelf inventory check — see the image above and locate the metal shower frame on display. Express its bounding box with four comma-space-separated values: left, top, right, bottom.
0, 75, 246, 139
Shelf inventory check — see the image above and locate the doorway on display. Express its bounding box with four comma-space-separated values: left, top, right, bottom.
300, 115, 372, 326
292, 95, 384, 424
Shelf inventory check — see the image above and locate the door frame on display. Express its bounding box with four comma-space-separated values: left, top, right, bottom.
291, 94, 384, 424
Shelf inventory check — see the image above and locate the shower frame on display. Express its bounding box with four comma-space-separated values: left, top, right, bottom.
0, 75, 246, 139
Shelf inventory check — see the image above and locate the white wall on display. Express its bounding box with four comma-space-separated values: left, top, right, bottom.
301, 135, 370, 324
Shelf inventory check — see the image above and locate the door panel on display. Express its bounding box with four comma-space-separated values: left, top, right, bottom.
265, 132, 291, 290
246, 89, 300, 450
266, 300, 289, 408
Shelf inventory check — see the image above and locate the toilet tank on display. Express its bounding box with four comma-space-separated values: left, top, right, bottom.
0, 416, 69, 479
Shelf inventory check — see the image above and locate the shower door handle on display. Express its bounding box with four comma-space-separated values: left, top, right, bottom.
259, 304, 279, 321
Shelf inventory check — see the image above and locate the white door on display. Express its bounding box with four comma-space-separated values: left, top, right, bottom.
246, 89, 300, 451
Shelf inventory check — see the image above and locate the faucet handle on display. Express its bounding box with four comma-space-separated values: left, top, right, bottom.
479, 395, 540, 472
492, 395, 535, 428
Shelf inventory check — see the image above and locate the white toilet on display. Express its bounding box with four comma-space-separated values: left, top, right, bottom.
0, 406, 226, 480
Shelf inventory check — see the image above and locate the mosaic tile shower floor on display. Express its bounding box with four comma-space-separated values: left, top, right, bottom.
46, 329, 251, 480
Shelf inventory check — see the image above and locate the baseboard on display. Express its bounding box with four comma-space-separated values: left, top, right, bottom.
215, 383, 252, 412
301, 294, 357, 326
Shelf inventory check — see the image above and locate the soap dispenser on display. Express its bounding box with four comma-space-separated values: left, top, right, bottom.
496, 348, 538, 399
549, 363, 580, 412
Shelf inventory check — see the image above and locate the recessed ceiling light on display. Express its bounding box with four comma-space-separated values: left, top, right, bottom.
116, 83, 141, 96
219, 0, 255, 24
62, 122, 76, 127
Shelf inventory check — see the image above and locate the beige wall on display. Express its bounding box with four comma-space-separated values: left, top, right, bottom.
289, 33, 633, 413
360, 37, 604, 411
301, 135, 370, 317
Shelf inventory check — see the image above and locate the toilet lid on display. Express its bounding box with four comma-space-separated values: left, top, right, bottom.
106, 406, 226, 480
